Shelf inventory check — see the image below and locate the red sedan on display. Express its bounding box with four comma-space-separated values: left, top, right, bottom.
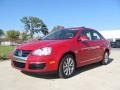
10, 27, 111, 78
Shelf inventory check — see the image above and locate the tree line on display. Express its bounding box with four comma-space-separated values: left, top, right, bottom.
0, 16, 64, 44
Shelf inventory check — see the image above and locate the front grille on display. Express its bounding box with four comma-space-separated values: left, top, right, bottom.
14, 49, 31, 57
13, 61, 25, 68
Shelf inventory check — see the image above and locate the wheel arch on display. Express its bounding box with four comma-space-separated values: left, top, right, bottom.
105, 48, 110, 55
57, 51, 77, 70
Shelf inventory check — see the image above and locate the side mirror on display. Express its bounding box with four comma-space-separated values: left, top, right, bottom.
78, 36, 89, 41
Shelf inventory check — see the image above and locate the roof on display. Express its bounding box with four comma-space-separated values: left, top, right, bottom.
67, 27, 95, 31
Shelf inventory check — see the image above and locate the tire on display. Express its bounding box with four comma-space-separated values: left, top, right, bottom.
58, 54, 75, 78
101, 51, 109, 65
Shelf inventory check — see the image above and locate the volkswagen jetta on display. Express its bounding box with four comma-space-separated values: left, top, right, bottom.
10, 27, 111, 78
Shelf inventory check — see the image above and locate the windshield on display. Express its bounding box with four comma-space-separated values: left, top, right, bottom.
42, 29, 79, 40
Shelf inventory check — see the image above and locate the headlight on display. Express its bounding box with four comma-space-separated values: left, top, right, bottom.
32, 47, 52, 56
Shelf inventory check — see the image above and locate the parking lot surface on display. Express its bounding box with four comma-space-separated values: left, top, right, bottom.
0, 48, 120, 90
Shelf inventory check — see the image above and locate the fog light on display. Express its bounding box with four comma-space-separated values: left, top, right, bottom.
29, 62, 46, 70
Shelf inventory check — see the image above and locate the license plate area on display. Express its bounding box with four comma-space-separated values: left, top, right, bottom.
13, 56, 27, 63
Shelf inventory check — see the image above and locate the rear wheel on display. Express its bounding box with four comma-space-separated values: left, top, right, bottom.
58, 54, 75, 78
101, 52, 109, 65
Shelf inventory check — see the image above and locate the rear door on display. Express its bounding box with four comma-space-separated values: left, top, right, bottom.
90, 30, 105, 61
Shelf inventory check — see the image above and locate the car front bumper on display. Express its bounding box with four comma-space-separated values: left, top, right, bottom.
11, 54, 58, 73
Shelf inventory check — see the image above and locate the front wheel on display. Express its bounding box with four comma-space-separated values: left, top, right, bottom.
101, 52, 110, 65
58, 54, 75, 78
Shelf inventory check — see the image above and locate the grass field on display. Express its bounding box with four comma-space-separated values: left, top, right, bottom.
0, 46, 15, 60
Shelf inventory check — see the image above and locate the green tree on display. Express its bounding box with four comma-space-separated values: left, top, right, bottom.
21, 32, 27, 41
0, 29, 4, 45
51, 25, 64, 32
21, 16, 49, 38
6, 30, 20, 45
0, 29, 4, 37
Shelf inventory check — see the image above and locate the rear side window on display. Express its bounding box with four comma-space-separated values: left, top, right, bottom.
91, 30, 103, 40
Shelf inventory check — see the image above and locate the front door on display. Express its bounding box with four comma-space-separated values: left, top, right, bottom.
77, 30, 96, 66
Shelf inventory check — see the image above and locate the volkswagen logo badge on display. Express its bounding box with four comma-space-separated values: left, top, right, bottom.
18, 50, 22, 57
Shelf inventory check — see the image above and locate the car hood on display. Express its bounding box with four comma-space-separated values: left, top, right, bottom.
16, 40, 71, 50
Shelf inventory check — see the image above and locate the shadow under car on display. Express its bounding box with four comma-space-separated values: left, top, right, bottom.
21, 58, 113, 79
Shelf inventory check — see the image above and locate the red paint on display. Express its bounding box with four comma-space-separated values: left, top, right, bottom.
10, 27, 111, 73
